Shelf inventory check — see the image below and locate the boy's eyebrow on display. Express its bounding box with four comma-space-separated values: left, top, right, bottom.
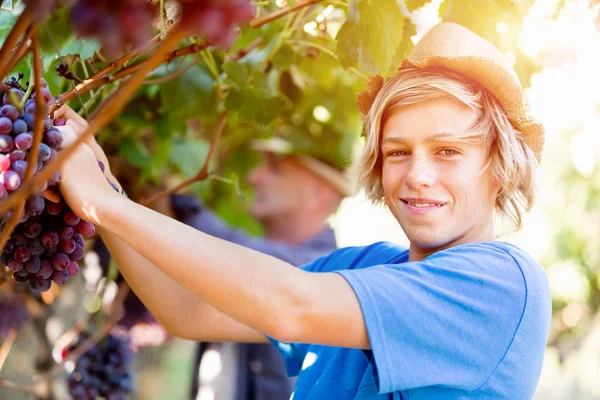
381, 132, 461, 145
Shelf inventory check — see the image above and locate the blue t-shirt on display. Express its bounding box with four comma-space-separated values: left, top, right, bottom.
268, 241, 551, 399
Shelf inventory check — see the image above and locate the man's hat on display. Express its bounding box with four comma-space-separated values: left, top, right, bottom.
357, 22, 544, 162
251, 137, 353, 197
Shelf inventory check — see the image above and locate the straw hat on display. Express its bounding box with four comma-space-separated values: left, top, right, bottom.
251, 137, 353, 197
357, 22, 545, 162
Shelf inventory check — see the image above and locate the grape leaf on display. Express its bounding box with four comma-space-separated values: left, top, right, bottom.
60, 38, 101, 60
406, 0, 430, 11
223, 62, 249, 86
387, 18, 416, 76
159, 65, 218, 134
225, 87, 284, 124
169, 139, 210, 178
336, 0, 405, 76
272, 44, 295, 71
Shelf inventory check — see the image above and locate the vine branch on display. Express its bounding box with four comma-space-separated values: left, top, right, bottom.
50, 41, 206, 114
141, 111, 227, 207
250, 0, 324, 29
0, 32, 45, 251
0, 9, 32, 80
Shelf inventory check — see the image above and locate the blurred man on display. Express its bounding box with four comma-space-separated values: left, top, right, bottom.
172, 137, 353, 400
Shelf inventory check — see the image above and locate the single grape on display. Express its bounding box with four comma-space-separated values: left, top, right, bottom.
11, 160, 27, 179
38, 143, 51, 162
9, 149, 25, 161
51, 268, 69, 285
77, 220, 95, 238
36, 88, 53, 105
73, 234, 84, 247
37, 259, 54, 279
24, 256, 41, 274
53, 117, 66, 126
51, 252, 70, 271
11, 118, 27, 135
13, 272, 29, 283
0, 154, 10, 172
7, 258, 23, 272
3, 89, 23, 107
0, 135, 14, 152
58, 238, 76, 255
20, 113, 34, 131
0, 105, 19, 121
67, 260, 79, 276
47, 170, 60, 186
13, 246, 30, 263
32, 276, 52, 292
43, 118, 52, 132
46, 200, 63, 215
69, 244, 84, 261
63, 211, 80, 226
58, 225, 73, 240
24, 101, 36, 115
22, 221, 42, 238
44, 128, 63, 148
40, 230, 59, 248
3, 170, 21, 190
0, 117, 12, 134
14, 132, 33, 150
26, 194, 44, 216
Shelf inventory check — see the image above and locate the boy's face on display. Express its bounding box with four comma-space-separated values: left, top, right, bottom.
380, 97, 497, 260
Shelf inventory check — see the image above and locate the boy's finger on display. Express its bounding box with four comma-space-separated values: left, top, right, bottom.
42, 189, 61, 203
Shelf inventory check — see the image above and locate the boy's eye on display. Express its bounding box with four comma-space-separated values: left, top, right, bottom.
387, 150, 408, 157
439, 149, 459, 156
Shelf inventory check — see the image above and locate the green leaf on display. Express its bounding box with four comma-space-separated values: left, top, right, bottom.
222, 62, 249, 86
60, 37, 101, 60
405, 0, 430, 12
141, 119, 173, 182
169, 139, 210, 178
159, 64, 218, 134
387, 18, 416, 76
335, 0, 405, 76
119, 137, 152, 169
226, 87, 283, 124
272, 44, 295, 71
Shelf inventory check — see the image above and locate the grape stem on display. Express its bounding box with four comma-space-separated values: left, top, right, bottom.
0, 29, 189, 217
140, 111, 227, 207
250, 0, 324, 29
0, 9, 32, 81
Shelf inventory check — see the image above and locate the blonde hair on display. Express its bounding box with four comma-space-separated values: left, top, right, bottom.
355, 67, 537, 230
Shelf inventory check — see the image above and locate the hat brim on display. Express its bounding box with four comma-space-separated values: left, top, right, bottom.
251, 138, 353, 197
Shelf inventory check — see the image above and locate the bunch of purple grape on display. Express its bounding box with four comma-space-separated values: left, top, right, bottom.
0, 293, 29, 338
65, 333, 135, 400
0, 75, 95, 292
70, 0, 156, 58
178, 0, 256, 48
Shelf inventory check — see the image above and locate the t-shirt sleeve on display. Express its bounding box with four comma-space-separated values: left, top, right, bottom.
265, 336, 310, 377
335, 244, 528, 394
